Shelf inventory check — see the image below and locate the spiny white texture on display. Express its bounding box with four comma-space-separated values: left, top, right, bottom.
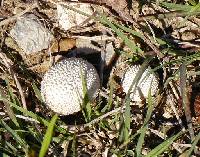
10, 14, 53, 54
122, 65, 158, 101
57, 3, 93, 31
41, 58, 100, 115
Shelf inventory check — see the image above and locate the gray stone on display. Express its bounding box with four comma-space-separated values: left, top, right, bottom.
10, 14, 54, 54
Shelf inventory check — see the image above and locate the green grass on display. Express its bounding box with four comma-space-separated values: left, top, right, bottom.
80, 67, 92, 122
136, 89, 154, 157
0, 0, 200, 156
39, 114, 58, 157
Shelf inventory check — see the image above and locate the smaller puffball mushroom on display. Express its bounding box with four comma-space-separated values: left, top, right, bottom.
122, 65, 158, 101
41, 58, 100, 115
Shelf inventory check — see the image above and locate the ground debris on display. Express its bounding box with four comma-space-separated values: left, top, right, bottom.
10, 14, 54, 54
0, 0, 200, 156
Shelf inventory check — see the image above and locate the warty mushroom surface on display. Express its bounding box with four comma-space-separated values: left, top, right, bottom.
122, 65, 159, 102
41, 57, 100, 115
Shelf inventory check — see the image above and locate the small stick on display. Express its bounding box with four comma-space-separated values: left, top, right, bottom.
179, 64, 194, 141
61, 105, 125, 132
0, 52, 27, 109
84, 105, 125, 127
0, 0, 4, 7
3, 114, 39, 123
137, 11, 200, 22
168, 81, 184, 128
150, 128, 184, 153
0, 2, 38, 27
99, 34, 106, 86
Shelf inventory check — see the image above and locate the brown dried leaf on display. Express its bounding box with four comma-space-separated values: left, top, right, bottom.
194, 95, 200, 123
0, 9, 13, 18
50, 38, 76, 53
80, 0, 133, 21
103, 0, 132, 21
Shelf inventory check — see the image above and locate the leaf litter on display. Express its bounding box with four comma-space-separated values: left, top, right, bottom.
0, 0, 200, 156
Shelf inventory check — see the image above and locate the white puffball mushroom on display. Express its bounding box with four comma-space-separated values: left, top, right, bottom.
122, 65, 158, 101
41, 58, 100, 115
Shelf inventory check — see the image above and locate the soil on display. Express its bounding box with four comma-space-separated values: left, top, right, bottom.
0, 0, 200, 156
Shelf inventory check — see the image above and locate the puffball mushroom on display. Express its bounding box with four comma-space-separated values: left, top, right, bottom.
41, 58, 100, 115
122, 65, 158, 101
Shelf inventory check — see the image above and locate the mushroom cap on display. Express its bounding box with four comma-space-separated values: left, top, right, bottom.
41, 58, 100, 115
122, 65, 158, 101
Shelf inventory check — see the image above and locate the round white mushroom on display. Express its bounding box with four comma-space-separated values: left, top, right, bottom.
122, 65, 158, 101
41, 58, 100, 115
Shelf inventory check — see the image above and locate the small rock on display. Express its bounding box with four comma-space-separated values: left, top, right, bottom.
105, 42, 116, 66
76, 36, 116, 66
57, 3, 94, 31
181, 31, 196, 41
10, 14, 54, 54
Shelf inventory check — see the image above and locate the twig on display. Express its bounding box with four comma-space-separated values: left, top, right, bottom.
48, 0, 164, 58
85, 106, 125, 127
150, 128, 186, 153
0, 0, 4, 7
61, 106, 125, 132
0, 2, 38, 27
168, 81, 184, 128
3, 114, 39, 123
143, 32, 164, 58
0, 52, 27, 109
99, 35, 106, 86
0, 112, 5, 116
137, 11, 200, 22
145, 19, 157, 45
179, 64, 194, 141
124, 17, 164, 58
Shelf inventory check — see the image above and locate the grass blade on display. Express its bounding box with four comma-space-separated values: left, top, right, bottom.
123, 96, 131, 143
80, 68, 92, 122
136, 88, 154, 157
144, 90, 154, 125
0, 88, 19, 127
0, 96, 67, 134
136, 125, 148, 157
114, 23, 144, 38
146, 131, 182, 157
179, 63, 194, 140
102, 78, 114, 112
39, 114, 58, 157
160, 2, 194, 12
72, 133, 77, 157
0, 78, 19, 127
0, 146, 13, 156
32, 82, 43, 102
115, 22, 166, 45
119, 58, 152, 144
0, 119, 28, 153
185, 131, 200, 156
0, 97, 49, 126
5, 141, 18, 155
98, 15, 144, 56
